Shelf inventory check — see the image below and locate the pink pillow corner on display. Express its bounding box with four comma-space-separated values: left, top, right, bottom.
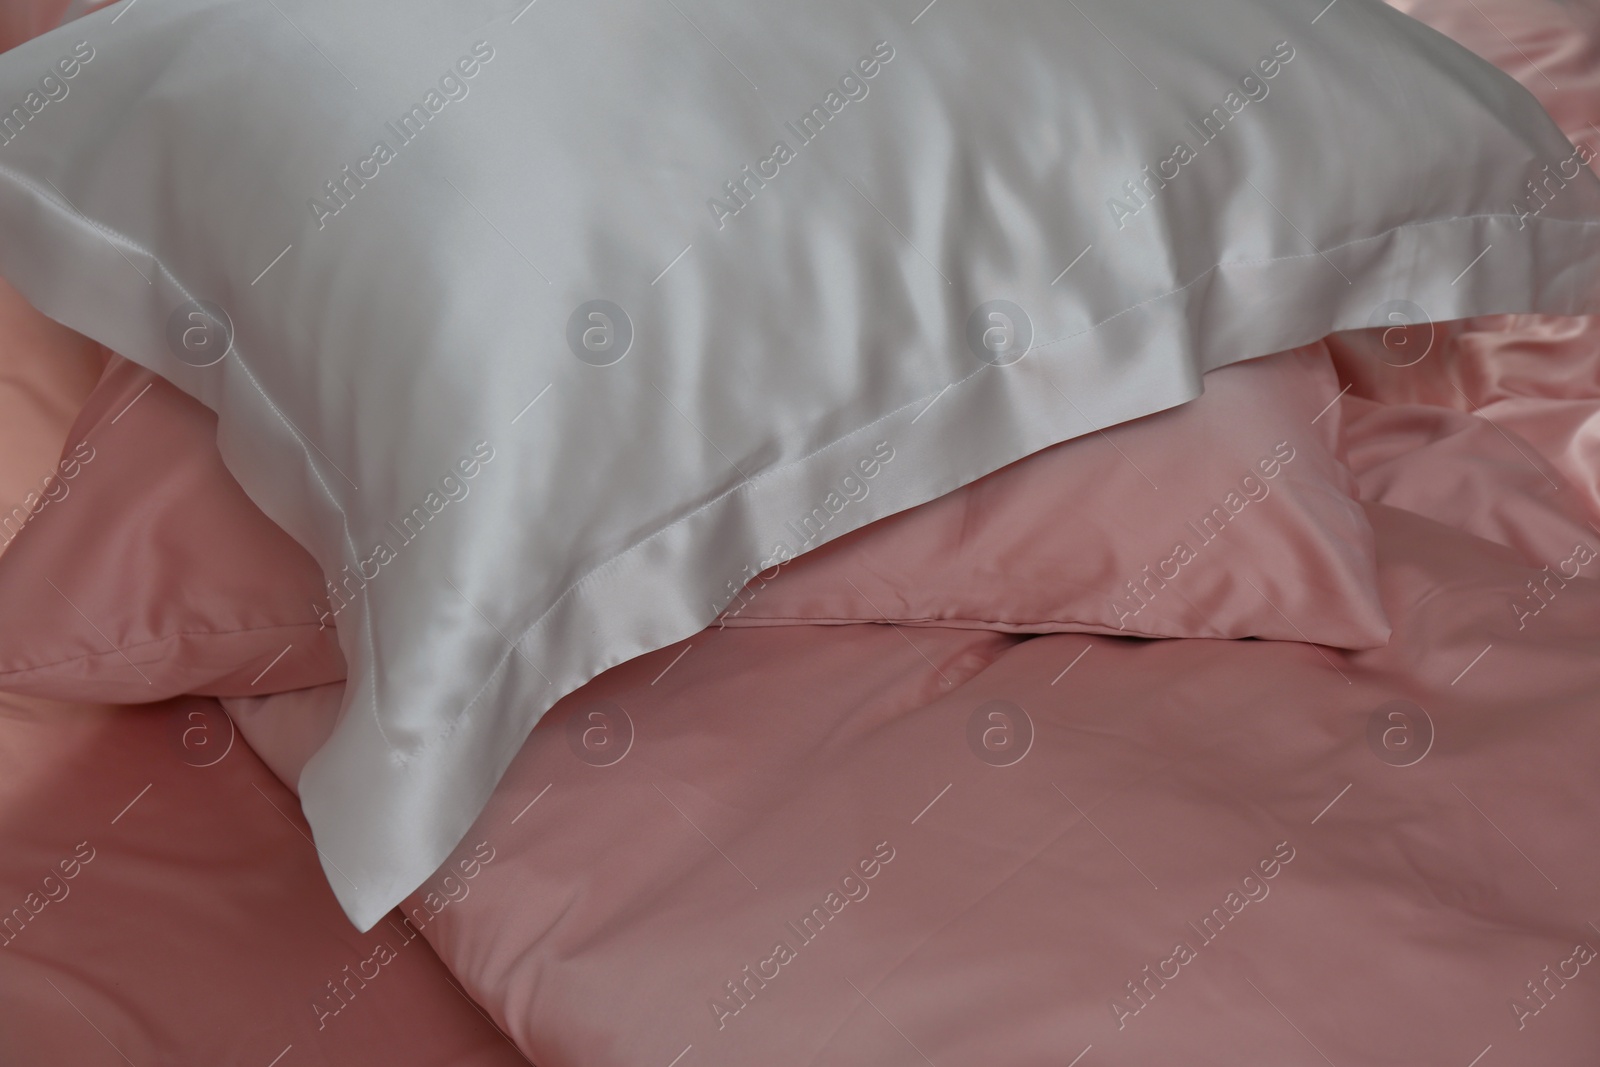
721, 344, 1392, 651
0, 356, 345, 703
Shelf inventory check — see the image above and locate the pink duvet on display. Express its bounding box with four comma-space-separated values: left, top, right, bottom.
421, 496, 1600, 1067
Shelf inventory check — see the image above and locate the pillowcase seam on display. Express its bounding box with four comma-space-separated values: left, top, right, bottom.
0, 620, 328, 674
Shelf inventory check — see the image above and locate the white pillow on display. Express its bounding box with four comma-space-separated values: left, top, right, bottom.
0, 0, 1597, 929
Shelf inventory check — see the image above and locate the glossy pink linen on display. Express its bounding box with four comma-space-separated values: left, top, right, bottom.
1361, 0, 1600, 519
0, 690, 531, 1067
1331, 317, 1600, 530
1341, 392, 1600, 567
0, 275, 106, 547
719, 344, 1392, 648
0, 357, 346, 701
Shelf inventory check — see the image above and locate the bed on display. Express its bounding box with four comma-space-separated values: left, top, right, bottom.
2, 0, 1600, 1064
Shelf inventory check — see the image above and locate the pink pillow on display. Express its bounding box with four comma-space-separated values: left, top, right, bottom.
0, 357, 345, 701
720, 344, 1392, 648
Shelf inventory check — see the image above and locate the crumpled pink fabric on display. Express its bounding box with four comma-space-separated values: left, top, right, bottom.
1331, 315, 1600, 528
1332, 0, 1600, 527
1341, 392, 1600, 566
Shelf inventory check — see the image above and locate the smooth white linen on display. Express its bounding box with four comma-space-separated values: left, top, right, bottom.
0, 0, 1597, 929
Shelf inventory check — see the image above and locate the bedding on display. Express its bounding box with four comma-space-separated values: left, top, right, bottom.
0, 264, 525, 1063
218, 19, 1600, 1048
223, 316, 1600, 1067
4, 0, 1600, 1063
0, 690, 532, 1067
1340, 392, 1600, 567
234, 488, 1600, 1066
4, 0, 1599, 930
717, 342, 1392, 645
0, 340, 1388, 711
1330, 316, 1600, 520
0, 356, 347, 701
